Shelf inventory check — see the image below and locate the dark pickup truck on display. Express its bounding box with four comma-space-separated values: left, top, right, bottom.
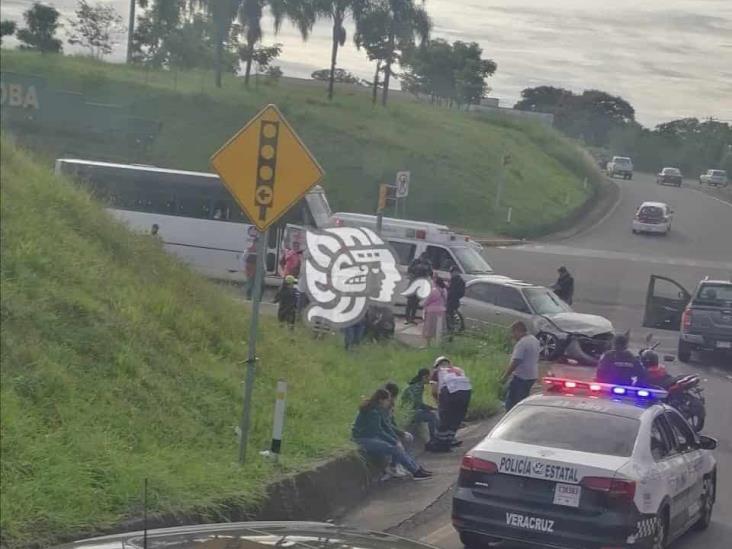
643, 275, 732, 362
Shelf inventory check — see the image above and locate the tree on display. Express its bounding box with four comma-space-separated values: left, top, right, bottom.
311, 67, 363, 84
400, 39, 496, 107
16, 2, 63, 53
239, 42, 281, 85
131, 0, 187, 66
208, 0, 241, 88
1, 20, 16, 44
67, 0, 125, 59
354, 0, 431, 106
314, 0, 365, 100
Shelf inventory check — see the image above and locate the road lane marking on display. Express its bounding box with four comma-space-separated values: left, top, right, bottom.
501, 244, 732, 271
689, 187, 732, 208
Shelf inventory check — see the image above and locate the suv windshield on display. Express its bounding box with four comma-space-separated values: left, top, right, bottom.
663, 168, 680, 175
523, 288, 571, 315
453, 247, 493, 274
491, 405, 640, 457
695, 284, 732, 306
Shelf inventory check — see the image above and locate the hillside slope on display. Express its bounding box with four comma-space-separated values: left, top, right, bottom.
0, 137, 505, 547
1, 51, 602, 237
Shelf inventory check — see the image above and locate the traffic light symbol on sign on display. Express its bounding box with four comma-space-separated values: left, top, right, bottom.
256, 120, 279, 220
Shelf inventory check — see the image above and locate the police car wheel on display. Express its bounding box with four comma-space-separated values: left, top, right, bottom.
695, 474, 715, 531
650, 512, 668, 549
459, 531, 498, 548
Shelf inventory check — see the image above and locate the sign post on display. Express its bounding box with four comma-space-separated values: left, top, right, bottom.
395, 171, 410, 218
494, 153, 511, 213
211, 104, 324, 464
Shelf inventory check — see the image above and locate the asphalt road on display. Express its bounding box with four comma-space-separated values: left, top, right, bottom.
400, 172, 732, 548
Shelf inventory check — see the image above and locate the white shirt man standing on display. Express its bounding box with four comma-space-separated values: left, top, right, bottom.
501, 321, 540, 411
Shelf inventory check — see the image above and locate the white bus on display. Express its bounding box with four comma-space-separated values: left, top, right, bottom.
55, 159, 332, 283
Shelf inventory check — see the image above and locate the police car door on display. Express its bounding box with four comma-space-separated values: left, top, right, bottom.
664, 409, 706, 533
648, 413, 688, 533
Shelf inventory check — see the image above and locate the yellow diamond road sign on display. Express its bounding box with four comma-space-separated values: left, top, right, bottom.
210, 104, 324, 232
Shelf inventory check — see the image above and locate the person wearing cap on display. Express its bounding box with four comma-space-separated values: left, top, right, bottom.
401, 368, 439, 442
274, 275, 298, 328
426, 356, 472, 452
552, 266, 574, 305
501, 321, 540, 411
596, 332, 645, 386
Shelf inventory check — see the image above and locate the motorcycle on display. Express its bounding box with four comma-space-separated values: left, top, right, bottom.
639, 336, 706, 432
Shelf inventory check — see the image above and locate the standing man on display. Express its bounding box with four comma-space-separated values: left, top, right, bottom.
552, 266, 575, 305
501, 321, 540, 411
446, 266, 465, 333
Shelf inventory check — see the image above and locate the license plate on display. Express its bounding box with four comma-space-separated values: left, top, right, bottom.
717, 341, 731, 349
553, 483, 581, 507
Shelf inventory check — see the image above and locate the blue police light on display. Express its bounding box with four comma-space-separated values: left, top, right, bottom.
612, 386, 627, 395
637, 389, 651, 398
541, 377, 668, 402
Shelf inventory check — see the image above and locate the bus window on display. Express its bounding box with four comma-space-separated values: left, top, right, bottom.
212, 201, 230, 220
388, 241, 416, 266
426, 245, 457, 272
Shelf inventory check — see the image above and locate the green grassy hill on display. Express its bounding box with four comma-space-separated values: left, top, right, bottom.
1, 51, 602, 238
0, 137, 506, 548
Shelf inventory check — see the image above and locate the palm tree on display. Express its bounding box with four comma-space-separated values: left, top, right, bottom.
381, 0, 430, 106
207, 0, 240, 88
314, 0, 363, 100
238, 0, 264, 86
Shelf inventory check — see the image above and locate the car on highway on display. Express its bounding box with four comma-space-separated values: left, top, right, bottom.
643, 275, 732, 363
656, 167, 683, 187
632, 202, 673, 235
460, 276, 614, 361
452, 378, 718, 549
53, 521, 440, 549
607, 156, 634, 180
699, 169, 728, 187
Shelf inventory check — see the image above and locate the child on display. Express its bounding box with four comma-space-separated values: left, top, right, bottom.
274, 275, 298, 328
402, 368, 439, 445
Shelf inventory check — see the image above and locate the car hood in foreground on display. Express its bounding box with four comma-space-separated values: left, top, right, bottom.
543, 312, 614, 336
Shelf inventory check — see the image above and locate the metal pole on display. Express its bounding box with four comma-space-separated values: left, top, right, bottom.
238, 228, 267, 464
270, 379, 287, 455
126, 0, 136, 63
376, 211, 383, 235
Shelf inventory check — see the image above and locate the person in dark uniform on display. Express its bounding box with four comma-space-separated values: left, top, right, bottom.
274, 275, 298, 328
405, 253, 433, 324
552, 266, 575, 305
446, 266, 465, 333
596, 333, 645, 386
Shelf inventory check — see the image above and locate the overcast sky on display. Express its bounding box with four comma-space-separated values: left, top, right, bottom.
3, 0, 731, 126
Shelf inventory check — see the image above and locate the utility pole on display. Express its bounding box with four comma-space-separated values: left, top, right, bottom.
494, 153, 511, 212
126, 0, 135, 63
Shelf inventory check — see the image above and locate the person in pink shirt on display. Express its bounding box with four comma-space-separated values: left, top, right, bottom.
422, 276, 447, 346
280, 241, 303, 277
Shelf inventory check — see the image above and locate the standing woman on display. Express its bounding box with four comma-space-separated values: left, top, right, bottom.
352, 389, 432, 480
422, 277, 447, 346
426, 356, 472, 452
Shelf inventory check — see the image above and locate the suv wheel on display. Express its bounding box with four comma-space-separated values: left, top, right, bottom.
678, 339, 692, 363
538, 332, 561, 361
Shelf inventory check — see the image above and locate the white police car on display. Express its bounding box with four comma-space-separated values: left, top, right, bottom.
452, 378, 717, 549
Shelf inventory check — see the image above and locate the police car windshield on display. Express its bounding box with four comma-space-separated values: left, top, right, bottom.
491, 405, 640, 457
453, 247, 493, 274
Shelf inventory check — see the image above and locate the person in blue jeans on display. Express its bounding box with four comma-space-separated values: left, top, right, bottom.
401, 368, 439, 442
501, 321, 540, 411
352, 388, 432, 480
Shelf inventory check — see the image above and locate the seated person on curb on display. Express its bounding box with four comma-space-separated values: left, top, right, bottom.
401, 368, 439, 444
383, 382, 415, 478
352, 389, 432, 480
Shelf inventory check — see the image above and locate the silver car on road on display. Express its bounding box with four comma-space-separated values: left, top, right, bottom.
461, 276, 614, 360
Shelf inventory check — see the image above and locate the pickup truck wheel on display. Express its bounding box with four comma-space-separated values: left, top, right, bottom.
678, 340, 692, 363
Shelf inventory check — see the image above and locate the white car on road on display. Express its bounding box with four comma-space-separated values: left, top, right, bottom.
452, 378, 718, 549
633, 202, 673, 235
699, 169, 728, 187
607, 156, 634, 179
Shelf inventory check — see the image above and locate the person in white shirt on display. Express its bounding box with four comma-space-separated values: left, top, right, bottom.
426, 356, 472, 452
501, 321, 540, 411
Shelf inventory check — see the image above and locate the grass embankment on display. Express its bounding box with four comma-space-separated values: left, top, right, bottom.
0, 137, 507, 547
1, 50, 603, 238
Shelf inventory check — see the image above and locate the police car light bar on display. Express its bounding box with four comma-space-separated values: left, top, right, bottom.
543, 377, 668, 400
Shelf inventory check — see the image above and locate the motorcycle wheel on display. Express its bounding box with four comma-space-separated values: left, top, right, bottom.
679, 396, 706, 432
